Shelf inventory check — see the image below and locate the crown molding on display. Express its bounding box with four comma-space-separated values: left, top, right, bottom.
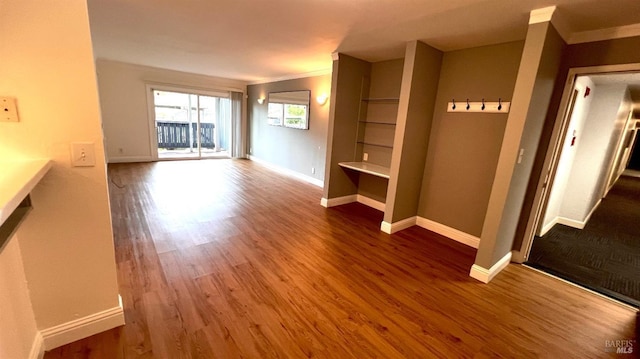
529, 6, 556, 25
568, 23, 640, 44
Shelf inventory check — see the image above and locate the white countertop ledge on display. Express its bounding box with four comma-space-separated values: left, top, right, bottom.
0, 159, 52, 225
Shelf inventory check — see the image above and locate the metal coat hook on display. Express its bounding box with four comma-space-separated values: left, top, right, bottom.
452, 99, 456, 110
498, 98, 502, 110
466, 99, 470, 110
481, 98, 485, 110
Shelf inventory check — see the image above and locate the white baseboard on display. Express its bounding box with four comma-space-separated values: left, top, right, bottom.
556, 216, 585, 230
415, 217, 480, 248
320, 195, 357, 208
380, 216, 417, 234
107, 155, 153, 163
469, 251, 512, 283
28, 332, 44, 359
539, 217, 559, 236
555, 198, 602, 230
41, 297, 125, 350
248, 155, 324, 188
320, 194, 385, 212
356, 195, 385, 212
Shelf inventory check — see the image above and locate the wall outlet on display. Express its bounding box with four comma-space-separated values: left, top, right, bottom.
311, 167, 316, 174
363, 153, 369, 161
0, 97, 19, 122
71, 142, 96, 167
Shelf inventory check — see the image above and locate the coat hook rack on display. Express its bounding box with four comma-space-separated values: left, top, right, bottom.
447, 98, 510, 113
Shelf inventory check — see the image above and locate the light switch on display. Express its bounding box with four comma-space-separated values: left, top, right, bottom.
71, 142, 96, 167
0, 97, 19, 122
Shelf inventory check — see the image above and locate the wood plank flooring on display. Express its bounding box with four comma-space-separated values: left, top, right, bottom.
45, 159, 638, 358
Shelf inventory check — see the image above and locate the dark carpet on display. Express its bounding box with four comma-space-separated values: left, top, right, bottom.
527, 175, 640, 307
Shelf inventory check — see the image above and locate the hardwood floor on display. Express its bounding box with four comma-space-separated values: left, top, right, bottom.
46, 159, 638, 358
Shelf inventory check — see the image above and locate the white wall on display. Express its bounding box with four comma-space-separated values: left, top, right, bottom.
541, 76, 594, 234
558, 84, 631, 226
0, 239, 40, 359
0, 0, 121, 351
95, 60, 247, 162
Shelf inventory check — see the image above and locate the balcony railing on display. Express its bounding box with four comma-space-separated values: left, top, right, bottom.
156, 122, 215, 149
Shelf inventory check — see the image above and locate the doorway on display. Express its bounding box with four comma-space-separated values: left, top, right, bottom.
523, 68, 640, 307
150, 87, 232, 160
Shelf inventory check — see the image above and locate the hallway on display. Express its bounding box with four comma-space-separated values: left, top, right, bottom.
528, 175, 640, 307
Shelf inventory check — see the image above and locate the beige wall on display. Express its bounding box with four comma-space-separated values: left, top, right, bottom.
247, 75, 331, 182
96, 60, 247, 162
477, 22, 565, 268
359, 59, 404, 202
386, 41, 442, 223
0, 239, 39, 359
418, 41, 524, 236
323, 54, 372, 199
0, 0, 121, 347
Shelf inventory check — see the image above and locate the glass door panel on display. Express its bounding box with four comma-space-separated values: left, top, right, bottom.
153, 90, 232, 160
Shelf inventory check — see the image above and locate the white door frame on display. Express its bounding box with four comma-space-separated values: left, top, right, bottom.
515, 63, 640, 263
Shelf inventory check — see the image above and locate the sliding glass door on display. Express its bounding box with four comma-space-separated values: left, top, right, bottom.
152, 89, 231, 159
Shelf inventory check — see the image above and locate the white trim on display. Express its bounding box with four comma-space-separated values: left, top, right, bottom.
555, 198, 602, 230
569, 23, 640, 45
320, 195, 357, 208
331, 52, 339, 61
28, 332, 44, 359
249, 68, 332, 85
539, 216, 559, 236
320, 194, 384, 211
380, 216, 417, 234
248, 155, 324, 187
356, 195, 385, 211
469, 251, 512, 283
529, 6, 555, 25
107, 155, 153, 163
556, 216, 585, 230
41, 299, 125, 350
143, 80, 245, 96
145, 84, 160, 161
415, 217, 480, 248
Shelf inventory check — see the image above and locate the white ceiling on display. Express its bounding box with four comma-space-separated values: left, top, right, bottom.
589, 73, 640, 110
87, 0, 640, 82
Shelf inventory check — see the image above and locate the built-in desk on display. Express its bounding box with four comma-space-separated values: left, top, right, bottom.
0, 159, 52, 252
338, 161, 390, 179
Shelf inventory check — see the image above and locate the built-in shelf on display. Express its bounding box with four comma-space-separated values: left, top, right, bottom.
357, 141, 394, 149
362, 98, 400, 103
0, 158, 52, 253
359, 121, 396, 125
339, 161, 390, 179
